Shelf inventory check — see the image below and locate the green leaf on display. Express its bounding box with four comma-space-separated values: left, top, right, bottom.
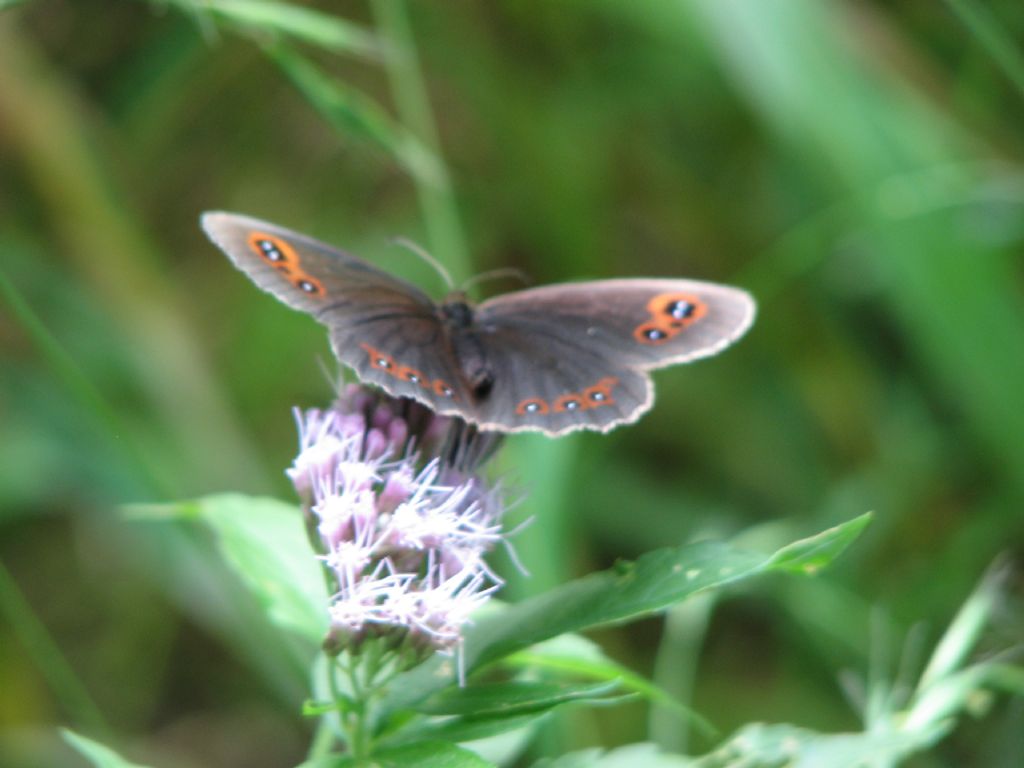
507, 634, 714, 738
381, 514, 871, 714
420, 679, 621, 717
373, 740, 496, 767
62, 730, 153, 768
764, 512, 873, 575
534, 743, 695, 768
394, 712, 549, 748
129, 494, 328, 643
696, 722, 950, 768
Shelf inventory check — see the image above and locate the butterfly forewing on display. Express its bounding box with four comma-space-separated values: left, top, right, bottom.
478, 279, 755, 370
467, 279, 755, 433
201, 212, 470, 411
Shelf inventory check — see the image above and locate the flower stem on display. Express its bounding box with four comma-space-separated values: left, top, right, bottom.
338, 646, 384, 760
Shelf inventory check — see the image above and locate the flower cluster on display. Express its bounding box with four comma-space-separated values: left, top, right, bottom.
288, 386, 507, 658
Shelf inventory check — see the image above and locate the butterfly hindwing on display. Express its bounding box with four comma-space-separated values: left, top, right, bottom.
454, 321, 653, 434
330, 314, 469, 415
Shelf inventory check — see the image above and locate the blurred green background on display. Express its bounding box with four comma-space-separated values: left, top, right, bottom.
2, 0, 1023, 765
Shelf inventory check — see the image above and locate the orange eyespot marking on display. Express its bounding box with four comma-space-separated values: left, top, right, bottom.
516, 398, 549, 415
648, 292, 706, 323
582, 376, 618, 408
634, 322, 670, 345
553, 394, 584, 413
360, 343, 397, 373
433, 380, 456, 399
398, 366, 427, 386
634, 292, 706, 345
248, 232, 299, 268
518, 377, 619, 419
360, 344, 455, 398
291, 274, 325, 297
248, 232, 326, 300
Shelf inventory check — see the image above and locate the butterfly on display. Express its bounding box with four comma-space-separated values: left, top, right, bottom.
201, 212, 755, 436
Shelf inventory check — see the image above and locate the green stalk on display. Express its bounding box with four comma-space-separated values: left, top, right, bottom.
370, 0, 472, 284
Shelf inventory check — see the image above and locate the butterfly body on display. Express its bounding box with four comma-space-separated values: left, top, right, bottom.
202, 212, 755, 436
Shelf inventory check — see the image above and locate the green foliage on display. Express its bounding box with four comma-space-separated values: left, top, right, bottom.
129, 494, 328, 642
68, 502, 874, 766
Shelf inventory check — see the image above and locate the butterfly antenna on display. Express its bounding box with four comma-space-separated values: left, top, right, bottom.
389, 236, 455, 291
460, 267, 532, 294
315, 355, 345, 393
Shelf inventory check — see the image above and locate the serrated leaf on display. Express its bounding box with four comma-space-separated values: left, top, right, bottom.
420, 679, 621, 717
381, 515, 871, 714
373, 740, 496, 767
61, 730, 153, 768
131, 494, 328, 643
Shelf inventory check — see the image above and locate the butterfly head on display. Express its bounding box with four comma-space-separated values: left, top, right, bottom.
441, 293, 475, 329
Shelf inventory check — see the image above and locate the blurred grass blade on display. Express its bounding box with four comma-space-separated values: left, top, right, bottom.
688, 0, 1024, 500
944, 0, 1024, 99
498, 435, 580, 602
0, 265, 173, 495
0, 23, 267, 492
61, 730, 152, 768
0, 563, 110, 737
267, 41, 442, 187
916, 559, 1005, 692
650, 593, 716, 752
371, 0, 471, 282
185, 0, 385, 59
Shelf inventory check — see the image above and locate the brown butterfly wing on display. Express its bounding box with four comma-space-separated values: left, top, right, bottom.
466, 279, 755, 434
201, 212, 470, 410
